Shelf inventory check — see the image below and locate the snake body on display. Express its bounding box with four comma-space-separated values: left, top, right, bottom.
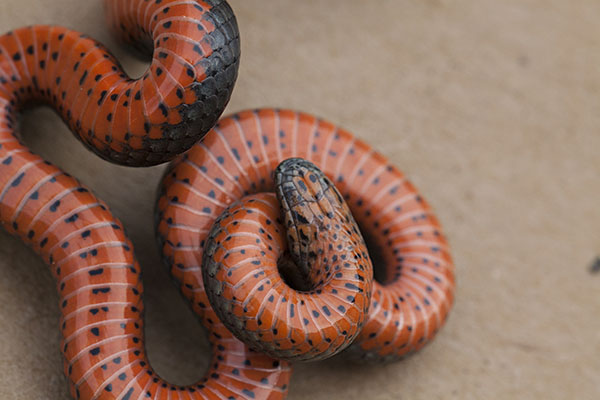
1, 0, 239, 167
156, 109, 455, 362
0, 1, 294, 399
201, 158, 373, 361
0, 0, 456, 397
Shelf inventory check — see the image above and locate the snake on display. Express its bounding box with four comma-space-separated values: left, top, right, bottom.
156, 108, 456, 363
0, 0, 297, 399
0, 0, 456, 397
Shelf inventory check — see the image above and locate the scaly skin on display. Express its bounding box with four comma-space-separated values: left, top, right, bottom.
155, 109, 455, 363
0, 0, 239, 167
0, 1, 292, 399
202, 159, 373, 361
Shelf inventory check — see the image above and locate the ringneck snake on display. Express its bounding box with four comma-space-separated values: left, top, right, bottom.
0, 0, 455, 398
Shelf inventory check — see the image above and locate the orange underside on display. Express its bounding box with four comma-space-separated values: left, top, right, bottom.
0, 0, 454, 398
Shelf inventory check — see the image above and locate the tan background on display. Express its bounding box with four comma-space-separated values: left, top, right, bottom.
0, 0, 599, 399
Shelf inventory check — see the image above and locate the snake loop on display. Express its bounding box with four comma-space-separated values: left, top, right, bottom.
156, 108, 456, 364
202, 158, 373, 361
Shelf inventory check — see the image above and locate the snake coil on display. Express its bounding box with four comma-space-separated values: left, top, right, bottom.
0, 0, 455, 398
157, 109, 455, 364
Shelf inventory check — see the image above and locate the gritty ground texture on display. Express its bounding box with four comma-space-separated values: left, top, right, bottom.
0, 0, 599, 399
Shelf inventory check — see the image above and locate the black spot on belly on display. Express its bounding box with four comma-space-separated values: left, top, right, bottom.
122, 388, 134, 400
89, 268, 104, 276
11, 172, 25, 187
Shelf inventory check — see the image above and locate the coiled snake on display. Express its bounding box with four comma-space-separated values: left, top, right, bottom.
0, 0, 455, 398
